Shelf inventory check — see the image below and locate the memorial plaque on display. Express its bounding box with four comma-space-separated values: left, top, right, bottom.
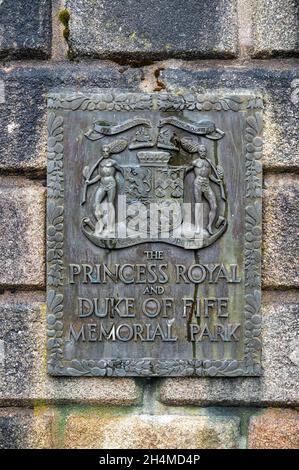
47, 90, 263, 377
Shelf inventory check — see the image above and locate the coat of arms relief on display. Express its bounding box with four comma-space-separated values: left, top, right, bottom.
81, 113, 228, 250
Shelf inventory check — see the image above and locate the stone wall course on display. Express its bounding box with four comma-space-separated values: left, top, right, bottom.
1, 62, 298, 173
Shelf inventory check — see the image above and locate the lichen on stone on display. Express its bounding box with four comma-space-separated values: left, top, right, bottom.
58, 9, 70, 40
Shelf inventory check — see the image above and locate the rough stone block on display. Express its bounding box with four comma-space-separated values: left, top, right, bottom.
64, 414, 240, 449
66, 0, 238, 61
160, 63, 299, 170
0, 178, 45, 287
252, 0, 299, 57
0, 294, 141, 406
0, 63, 142, 171
0, 407, 55, 449
159, 295, 299, 406
263, 174, 299, 288
248, 409, 299, 449
0, 0, 51, 59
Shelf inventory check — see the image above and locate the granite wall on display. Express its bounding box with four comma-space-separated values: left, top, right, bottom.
0, 0, 298, 449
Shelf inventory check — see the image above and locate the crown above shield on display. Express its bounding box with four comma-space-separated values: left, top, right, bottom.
137, 151, 171, 166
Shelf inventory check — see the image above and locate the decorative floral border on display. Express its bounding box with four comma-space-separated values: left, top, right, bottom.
47, 92, 262, 377
243, 112, 263, 375
48, 91, 263, 113
47, 112, 65, 375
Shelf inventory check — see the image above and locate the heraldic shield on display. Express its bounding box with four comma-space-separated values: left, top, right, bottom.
81, 111, 228, 250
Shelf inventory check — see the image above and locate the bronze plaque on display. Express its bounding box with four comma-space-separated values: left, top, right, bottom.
47, 90, 263, 377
